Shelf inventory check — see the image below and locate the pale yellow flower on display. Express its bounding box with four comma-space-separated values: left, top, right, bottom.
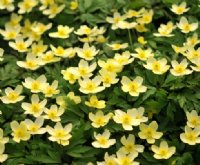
121, 76, 147, 97
18, 0, 38, 14
115, 150, 139, 165
143, 57, 170, 74
1, 85, 24, 104
24, 117, 46, 134
17, 53, 44, 70
49, 25, 74, 38
138, 121, 163, 144
89, 111, 112, 128
180, 126, 200, 145
107, 43, 128, 51
79, 76, 105, 94
92, 129, 116, 148
21, 94, 47, 117
43, 104, 64, 122
151, 141, 176, 159
0, 144, 8, 163
43, 4, 65, 18
170, 2, 190, 15
76, 43, 99, 61
22, 75, 48, 93
170, 59, 193, 76
9, 37, 32, 52
46, 122, 72, 146
177, 17, 198, 33
131, 47, 154, 61
85, 95, 106, 109
186, 110, 200, 128
0, 0, 14, 11
10, 121, 31, 143
119, 134, 144, 156
42, 80, 60, 97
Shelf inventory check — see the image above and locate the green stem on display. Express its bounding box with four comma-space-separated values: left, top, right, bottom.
128, 29, 133, 51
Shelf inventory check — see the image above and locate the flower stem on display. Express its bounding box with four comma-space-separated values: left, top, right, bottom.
128, 29, 133, 51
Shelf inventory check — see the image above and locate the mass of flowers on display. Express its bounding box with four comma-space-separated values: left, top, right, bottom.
0, 0, 200, 164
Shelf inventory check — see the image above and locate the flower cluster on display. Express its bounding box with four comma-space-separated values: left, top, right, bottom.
0, 0, 200, 164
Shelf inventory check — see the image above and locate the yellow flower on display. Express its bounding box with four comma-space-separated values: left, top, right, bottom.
31, 41, 48, 56
180, 126, 200, 145
21, 94, 47, 117
135, 23, 148, 32
186, 110, 200, 128
22, 75, 48, 93
171, 45, 185, 54
97, 152, 117, 165
98, 59, 123, 73
116, 21, 137, 29
7, 13, 22, 27
74, 25, 93, 36
10, 121, 31, 143
121, 76, 147, 97
0, 128, 9, 144
114, 51, 134, 66
76, 43, 99, 61
42, 80, 60, 97
17, 53, 44, 70
170, 2, 190, 15
0, 24, 21, 40
137, 36, 147, 45
107, 43, 128, 51
136, 9, 154, 24
39, 0, 54, 10
0, 0, 14, 11
67, 92, 81, 104
106, 12, 126, 30
115, 150, 139, 165
177, 17, 198, 33
31, 22, 52, 35
89, 111, 112, 128
85, 95, 106, 109
138, 121, 163, 144
0, 144, 8, 163
143, 57, 170, 74
183, 47, 200, 61
154, 21, 176, 37
9, 37, 32, 52
125, 8, 144, 18
191, 59, 200, 72
0, 48, 4, 61
61, 67, 79, 84
46, 122, 72, 146
43, 104, 64, 122
70, 0, 78, 10
43, 4, 65, 18
1, 85, 24, 104
92, 129, 116, 148
79, 76, 105, 94
131, 47, 154, 61
24, 117, 46, 135
184, 33, 200, 47
113, 108, 148, 130
49, 25, 74, 38
18, 0, 38, 14
170, 59, 193, 76
71, 59, 97, 78
119, 134, 144, 156
99, 69, 119, 87
151, 141, 176, 159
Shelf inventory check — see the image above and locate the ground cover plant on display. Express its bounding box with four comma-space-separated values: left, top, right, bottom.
0, 0, 200, 164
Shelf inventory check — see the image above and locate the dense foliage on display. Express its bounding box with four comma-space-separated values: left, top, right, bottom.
1, 0, 200, 164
